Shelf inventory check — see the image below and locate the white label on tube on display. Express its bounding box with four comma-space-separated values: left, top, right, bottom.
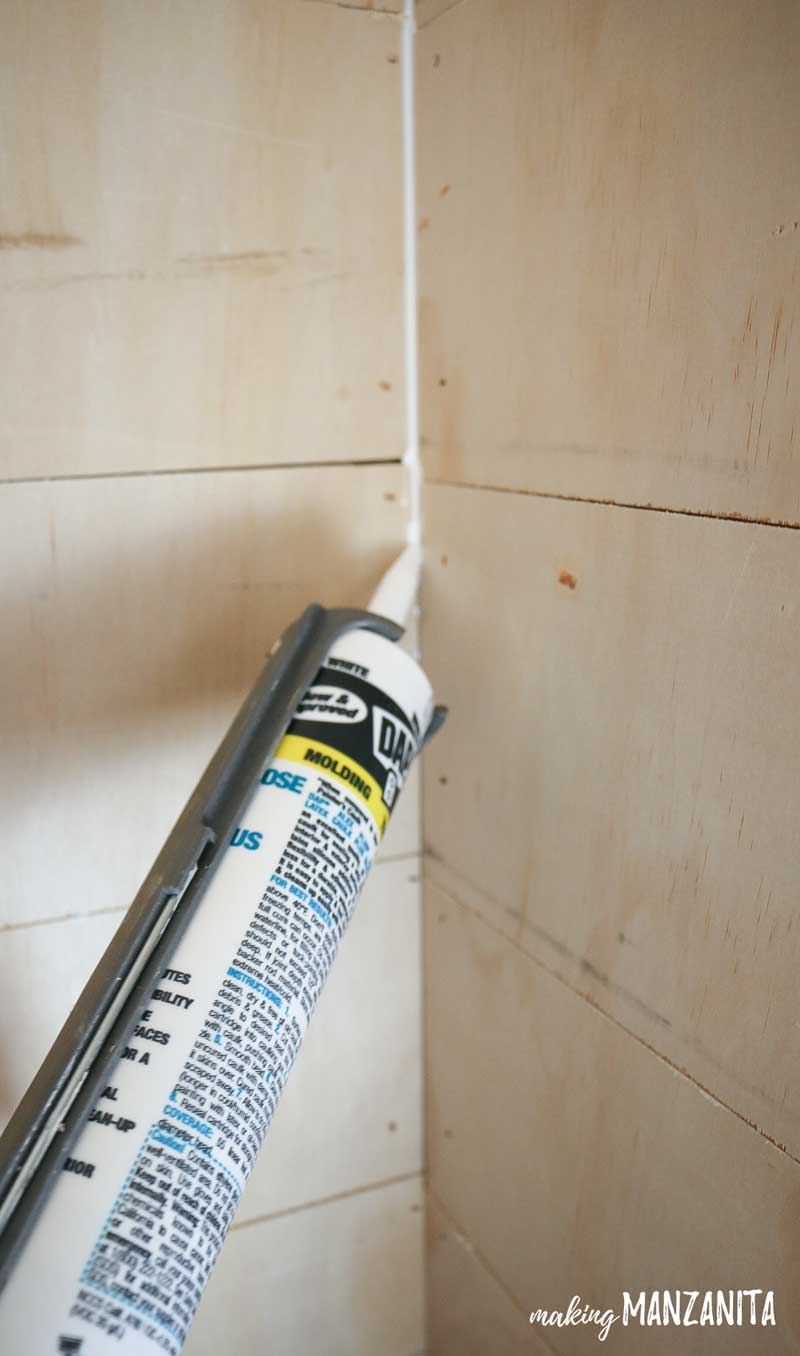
0, 630, 433, 1355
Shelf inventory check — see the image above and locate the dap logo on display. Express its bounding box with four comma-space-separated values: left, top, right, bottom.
372, 707, 416, 808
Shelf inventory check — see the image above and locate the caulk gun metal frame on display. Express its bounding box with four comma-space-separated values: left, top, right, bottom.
0, 603, 446, 1295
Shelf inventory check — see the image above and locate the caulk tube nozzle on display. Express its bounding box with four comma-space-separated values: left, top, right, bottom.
367, 544, 421, 627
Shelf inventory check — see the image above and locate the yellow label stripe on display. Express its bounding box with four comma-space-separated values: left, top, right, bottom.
276, 734, 389, 836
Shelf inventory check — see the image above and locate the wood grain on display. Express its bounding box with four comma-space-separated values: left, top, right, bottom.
0, 3, 420, 1347
0, 0, 404, 478
427, 1195, 550, 1355
423, 481, 800, 1159
418, 0, 800, 522
425, 879, 800, 1354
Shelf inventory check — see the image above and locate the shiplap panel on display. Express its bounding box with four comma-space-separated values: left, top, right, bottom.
425, 881, 800, 1355
0, 0, 404, 478
423, 482, 800, 1158
0, 859, 421, 1219
427, 1196, 548, 1356
0, 909, 120, 1131
185, 1177, 425, 1356
0, 463, 414, 929
417, 0, 800, 523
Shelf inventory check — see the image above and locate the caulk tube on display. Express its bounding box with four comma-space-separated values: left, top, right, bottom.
0, 606, 433, 1353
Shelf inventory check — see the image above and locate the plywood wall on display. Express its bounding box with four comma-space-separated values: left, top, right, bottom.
0, 4, 423, 1353
418, 2, 800, 1352
1, 0, 407, 478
